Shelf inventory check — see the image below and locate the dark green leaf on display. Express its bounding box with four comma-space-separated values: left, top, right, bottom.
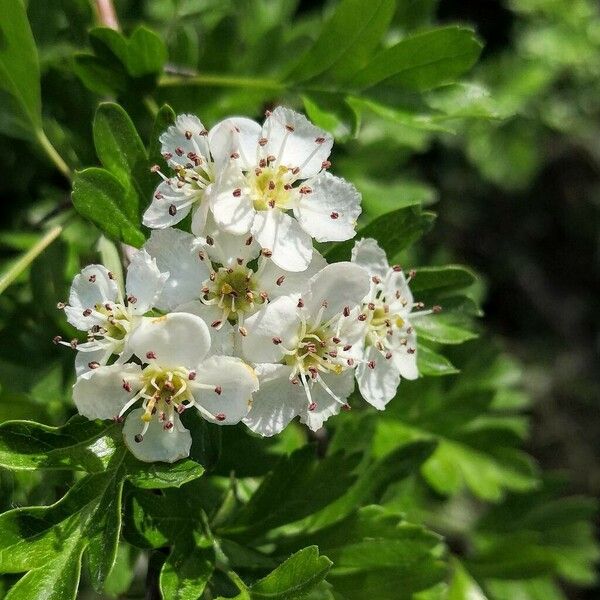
350, 26, 482, 91
247, 547, 331, 600
93, 102, 149, 210
126, 457, 205, 489
288, 0, 395, 83
72, 54, 127, 96
326, 207, 434, 263
410, 265, 478, 296
0, 0, 42, 137
160, 535, 214, 600
224, 447, 360, 537
0, 417, 120, 472
126, 26, 168, 77
71, 167, 146, 247
417, 344, 460, 376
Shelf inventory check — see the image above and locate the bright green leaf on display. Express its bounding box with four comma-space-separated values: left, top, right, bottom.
126, 26, 168, 77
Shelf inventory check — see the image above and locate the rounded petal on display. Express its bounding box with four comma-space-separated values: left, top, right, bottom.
251, 209, 312, 272
174, 300, 235, 356
242, 295, 300, 363
351, 238, 389, 278
299, 370, 354, 431
243, 364, 301, 436
160, 114, 210, 169
192, 356, 258, 424
128, 313, 211, 369
123, 408, 191, 463
125, 249, 169, 314
390, 326, 419, 380
74, 342, 115, 376
304, 262, 370, 323
68, 264, 119, 308
262, 107, 333, 178
198, 212, 260, 267
73, 363, 142, 420
208, 117, 261, 171
356, 346, 401, 410
210, 167, 255, 235
143, 180, 195, 229
143, 229, 209, 311
386, 270, 414, 314
294, 172, 361, 243
190, 191, 212, 236
258, 250, 326, 299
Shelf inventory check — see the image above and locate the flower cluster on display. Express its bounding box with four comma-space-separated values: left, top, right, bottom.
58, 107, 434, 462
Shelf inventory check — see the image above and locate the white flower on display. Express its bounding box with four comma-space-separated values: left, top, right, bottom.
208, 107, 362, 272
241, 262, 370, 435
143, 114, 215, 235
73, 312, 258, 463
61, 249, 168, 375
142, 223, 326, 336
351, 238, 426, 410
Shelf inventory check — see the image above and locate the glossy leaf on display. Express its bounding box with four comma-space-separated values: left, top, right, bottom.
350, 26, 482, 91
0, 0, 42, 137
71, 167, 146, 247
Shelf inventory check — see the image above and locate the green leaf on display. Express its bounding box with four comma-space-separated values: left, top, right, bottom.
126, 26, 168, 77
417, 344, 460, 376
93, 102, 149, 210
448, 560, 487, 600
350, 26, 482, 91
71, 167, 146, 247
160, 535, 214, 600
0, 417, 120, 472
0, 0, 42, 136
245, 547, 332, 600
279, 507, 446, 600
288, 0, 395, 83
224, 447, 360, 538
4, 537, 85, 600
410, 265, 478, 296
326, 206, 434, 263
72, 54, 127, 96
414, 315, 478, 345
126, 457, 205, 489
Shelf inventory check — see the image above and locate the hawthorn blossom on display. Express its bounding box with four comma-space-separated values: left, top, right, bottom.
351, 238, 432, 409
73, 313, 258, 462
143, 223, 326, 335
59, 250, 168, 375
208, 107, 362, 272
241, 262, 370, 435
143, 114, 216, 235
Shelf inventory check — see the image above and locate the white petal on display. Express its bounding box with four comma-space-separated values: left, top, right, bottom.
160, 114, 210, 169
258, 250, 326, 299
262, 107, 333, 179
123, 408, 191, 463
304, 262, 370, 323
210, 167, 255, 235
356, 346, 401, 410
243, 364, 301, 436
208, 117, 261, 171
351, 238, 389, 278
73, 363, 142, 420
192, 356, 258, 424
66, 265, 120, 330
197, 212, 260, 267
294, 172, 361, 243
74, 342, 115, 376
386, 270, 414, 314
143, 228, 209, 311
125, 249, 169, 314
190, 191, 212, 236
174, 300, 235, 356
128, 313, 211, 369
143, 180, 195, 229
242, 295, 300, 364
390, 326, 419, 380
251, 210, 312, 272
299, 370, 354, 431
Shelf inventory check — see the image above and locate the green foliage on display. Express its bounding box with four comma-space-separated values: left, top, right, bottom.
0, 1, 597, 599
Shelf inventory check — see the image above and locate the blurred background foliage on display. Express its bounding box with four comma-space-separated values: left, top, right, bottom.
0, 0, 598, 599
